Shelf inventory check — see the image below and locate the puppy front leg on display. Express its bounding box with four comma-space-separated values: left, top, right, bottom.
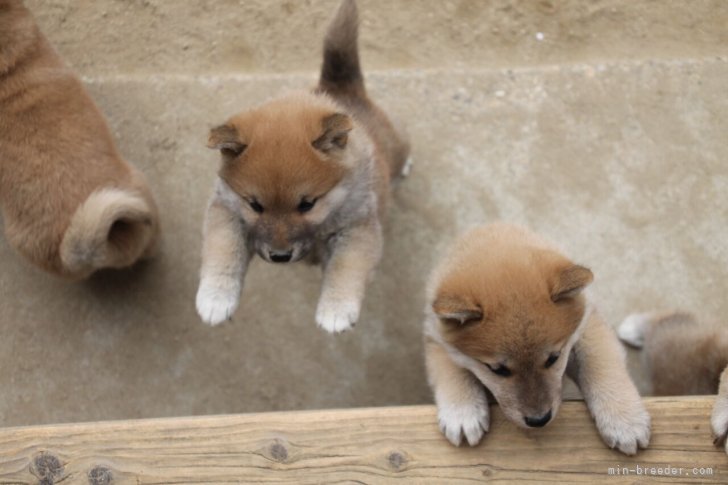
315, 219, 382, 333
196, 200, 250, 326
567, 312, 651, 455
711, 366, 728, 453
425, 338, 490, 446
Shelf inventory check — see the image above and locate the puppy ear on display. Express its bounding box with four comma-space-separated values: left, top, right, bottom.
208, 124, 246, 161
433, 295, 483, 326
551, 264, 593, 302
312, 113, 353, 153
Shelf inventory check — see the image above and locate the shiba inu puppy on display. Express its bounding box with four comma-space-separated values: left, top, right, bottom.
0, 0, 159, 279
424, 223, 651, 455
618, 311, 728, 453
196, 0, 410, 332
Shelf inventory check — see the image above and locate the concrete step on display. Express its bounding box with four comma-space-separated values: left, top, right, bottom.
1, 57, 726, 425
26, 0, 728, 75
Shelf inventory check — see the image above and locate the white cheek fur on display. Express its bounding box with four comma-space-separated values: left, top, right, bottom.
213, 178, 243, 212
213, 178, 262, 224
304, 185, 349, 225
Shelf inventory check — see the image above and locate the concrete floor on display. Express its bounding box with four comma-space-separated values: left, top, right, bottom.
1, 0, 727, 426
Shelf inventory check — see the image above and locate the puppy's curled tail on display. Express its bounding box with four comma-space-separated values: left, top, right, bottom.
319, 0, 364, 95
617, 313, 653, 348
59, 188, 157, 279
617, 310, 690, 349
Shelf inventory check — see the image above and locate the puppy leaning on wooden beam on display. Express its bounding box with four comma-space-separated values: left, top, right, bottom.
424, 223, 651, 455
0, 0, 159, 279
196, 0, 410, 332
618, 310, 728, 454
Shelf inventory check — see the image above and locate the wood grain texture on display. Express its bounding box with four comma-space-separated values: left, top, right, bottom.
0, 397, 724, 484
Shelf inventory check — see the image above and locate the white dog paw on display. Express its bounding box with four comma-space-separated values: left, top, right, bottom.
315, 295, 360, 334
401, 156, 414, 177
594, 401, 651, 455
196, 280, 240, 326
437, 401, 490, 447
711, 396, 728, 450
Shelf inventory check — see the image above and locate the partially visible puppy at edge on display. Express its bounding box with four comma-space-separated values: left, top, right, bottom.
618, 311, 728, 453
196, 0, 410, 332
424, 223, 650, 455
0, 0, 159, 279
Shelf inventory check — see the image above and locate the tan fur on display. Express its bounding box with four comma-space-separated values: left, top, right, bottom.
59, 187, 156, 277
216, 94, 356, 218
424, 223, 650, 454
617, 311, 728, 452
316, 0, 409, 180
425, 336, 490, 446
632, 312, 727, 395
196, 0, 409, 331
0, 0, 159, 279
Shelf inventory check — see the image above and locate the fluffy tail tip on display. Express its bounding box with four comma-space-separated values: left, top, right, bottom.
617, 312, 654, 348
60, 187, 158, 279
320, 0, 362, 90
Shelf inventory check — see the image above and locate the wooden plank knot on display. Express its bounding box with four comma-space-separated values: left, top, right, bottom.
269, 440, 289, 463
30, 452, 63, 485
88, 465, 113, 485
387, 451, 408, 471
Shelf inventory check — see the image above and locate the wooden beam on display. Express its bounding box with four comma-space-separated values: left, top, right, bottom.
0, 397, 724, 483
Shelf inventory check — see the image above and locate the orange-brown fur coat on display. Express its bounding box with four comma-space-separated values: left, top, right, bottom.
196, 0, 409, 332
425, 223, 650, 455
0, 0, 158, 279
618, 311, 728, 452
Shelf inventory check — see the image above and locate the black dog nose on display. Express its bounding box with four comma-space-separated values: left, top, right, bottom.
269, 250, 293, 263
524, 410, 552, 428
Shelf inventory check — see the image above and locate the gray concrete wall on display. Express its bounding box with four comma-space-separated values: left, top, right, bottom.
27, 0, 728, 74
1, 0, 726, 426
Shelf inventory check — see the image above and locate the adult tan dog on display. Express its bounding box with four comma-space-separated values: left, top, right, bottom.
618, 311, 728, 454
196, 0, 410, 332
0, 0, 159, 279
424, 223, 650, 455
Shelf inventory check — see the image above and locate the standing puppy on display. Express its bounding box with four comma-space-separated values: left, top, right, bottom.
0, 0, 159, 279
424, 223, 650, 455
618, 311, 728, 453
196, 0, 410, 332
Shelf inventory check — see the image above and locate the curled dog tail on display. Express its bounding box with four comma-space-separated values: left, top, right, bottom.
60, 187, 157, 278
319, 0, 364, 96
617, 310, 690, 349
617, 312, 654, 349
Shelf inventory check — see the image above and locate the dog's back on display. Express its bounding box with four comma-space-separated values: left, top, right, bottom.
619, 311, 728, 395
317, 0, 410, 181
0, 0, 158, 278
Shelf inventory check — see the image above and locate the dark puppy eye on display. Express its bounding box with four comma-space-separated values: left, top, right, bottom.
248, 199, 264, 214
297, 198, 317, 213
216, 141, 247, 161
545, 352, 561, 369
485, 363, 512, 377
221, 146, 245, 159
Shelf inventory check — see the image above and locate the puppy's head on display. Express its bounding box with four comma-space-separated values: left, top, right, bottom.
434, 238, 593, 429
208, 94, 355, 263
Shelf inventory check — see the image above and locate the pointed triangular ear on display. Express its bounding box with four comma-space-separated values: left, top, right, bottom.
433, 295, 483, 327
208, 124, 246, 161
551, 264, 593, 302
312, 113, 353, 153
